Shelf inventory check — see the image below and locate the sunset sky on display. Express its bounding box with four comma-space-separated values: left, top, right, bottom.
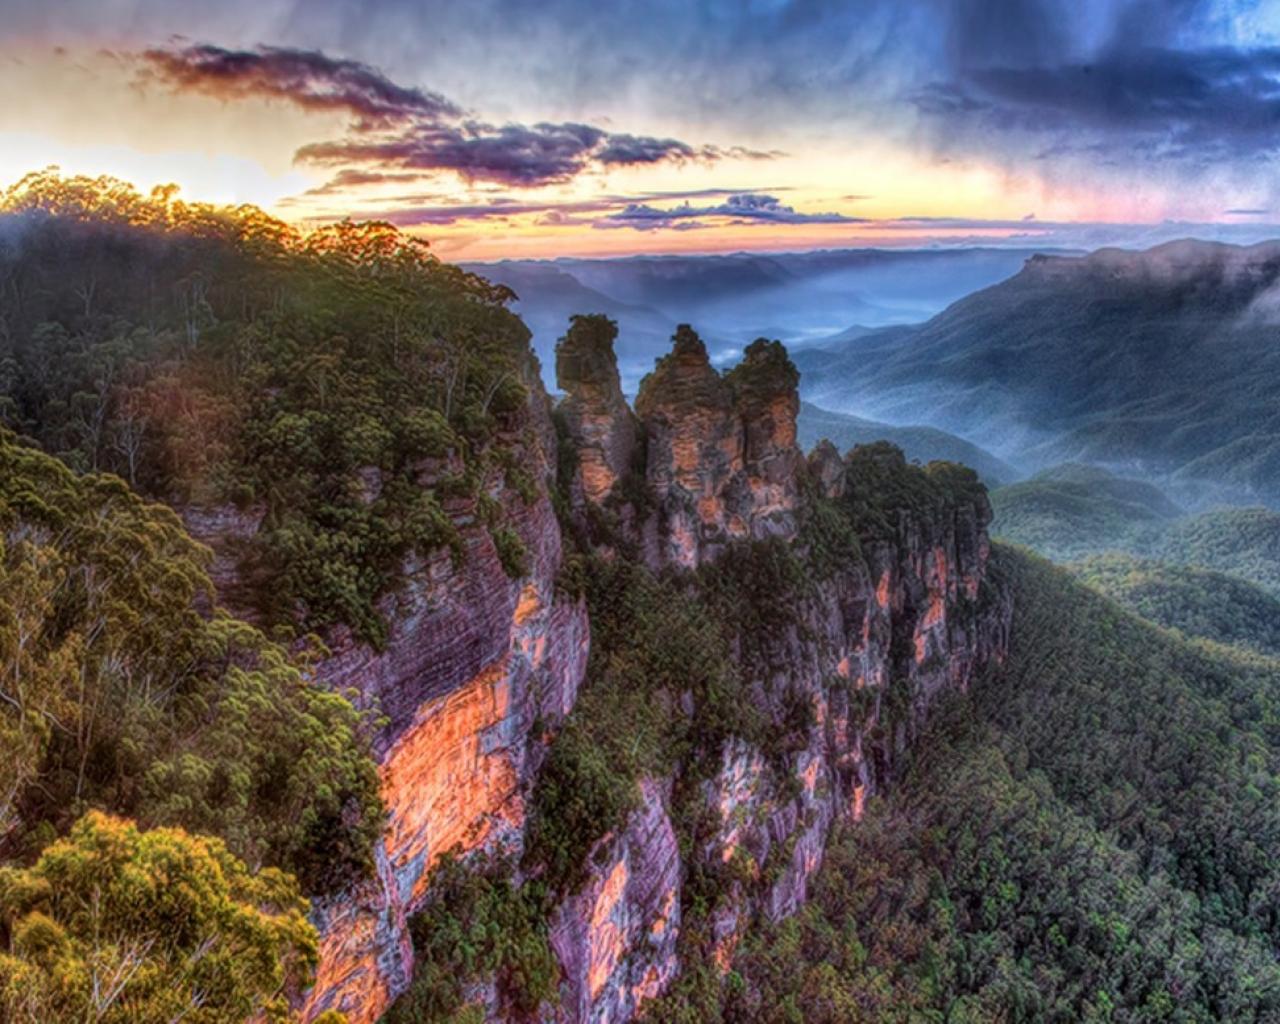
6, 0, 1280, 258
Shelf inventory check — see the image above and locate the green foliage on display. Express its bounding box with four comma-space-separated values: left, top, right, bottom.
696, 538, 811, 683
523, 553, 765, 896
796, 478, 864, 578
723, 338, 799, 401
991, 463, 1179, 560
383, 854, 558, 1024
0, 170, 535, 644
708, 545, 1280, 1021
522, 719, 639, 897
1071, 552, 1280, 657
0, 811, 318, 1024
841, 442, 987, 539
983, 547, 1280, 938
0, 432, 382, 894
489, 525, 530, 579
1154, 506, 1280, 595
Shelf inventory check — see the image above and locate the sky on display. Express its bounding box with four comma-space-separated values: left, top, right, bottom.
5, 0, 1280, 258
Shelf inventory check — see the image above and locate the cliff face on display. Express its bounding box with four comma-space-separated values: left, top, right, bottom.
542, 328, 1010, 1021
195, 321, 1009, 1024
291, 361, 591, 1024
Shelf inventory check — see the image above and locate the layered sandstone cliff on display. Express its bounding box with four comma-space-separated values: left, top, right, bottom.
289, 357, 591, 1024
532, 325, 1009, 1022
630, 327, 801, 569
195, 318, 1009, 1024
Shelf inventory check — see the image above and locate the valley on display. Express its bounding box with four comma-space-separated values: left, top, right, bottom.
4, 173, 1280, 1024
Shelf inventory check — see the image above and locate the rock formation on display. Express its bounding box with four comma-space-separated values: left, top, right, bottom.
631, 326, 802, 569
555, 314, 638, 508
546, 410, 1008, 1015
194, 318, 1010, 1024
291, 359, 591, 1024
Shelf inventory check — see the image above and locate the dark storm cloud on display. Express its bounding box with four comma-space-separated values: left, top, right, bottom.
139, 43, 461, 128
295, 168, 438, 196
295, 121, 721, 187
96, 0, 1280, 207
140, 42, 763, 188
909, 0, 1280, 169
921, 46, 1280, 161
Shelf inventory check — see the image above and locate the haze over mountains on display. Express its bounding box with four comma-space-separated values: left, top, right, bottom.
797, 240, 1280, 507
463, 248, 1049, 390
474, 237, 1280, 511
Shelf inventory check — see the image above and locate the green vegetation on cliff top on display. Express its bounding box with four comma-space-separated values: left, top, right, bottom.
0, 171, 535, 646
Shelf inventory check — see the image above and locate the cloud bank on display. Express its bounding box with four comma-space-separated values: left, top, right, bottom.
139, 42, 768, 188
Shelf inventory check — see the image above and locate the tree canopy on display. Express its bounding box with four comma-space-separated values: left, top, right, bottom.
0, 430, 382, 895
0, 811, 318, 1024
0, 170, 537, 645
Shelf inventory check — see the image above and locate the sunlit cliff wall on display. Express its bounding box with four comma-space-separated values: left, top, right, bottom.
194, 319, 1009, 1024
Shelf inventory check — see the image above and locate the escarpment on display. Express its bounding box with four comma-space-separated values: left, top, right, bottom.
291, 352, 592, 1023
528, 326, 1009, 1022
192, 317, 1009, 1024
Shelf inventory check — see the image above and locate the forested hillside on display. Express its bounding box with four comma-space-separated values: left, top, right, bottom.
797, 402, 1018, 487
1071, 554, 1280, 657
726, 546, 1280, 1022
990, 464, 1180, 560
0, 172, 550, 1021
0, 170, 533, 646
0, 432, 381, 1020
7, 171, 1280, 1024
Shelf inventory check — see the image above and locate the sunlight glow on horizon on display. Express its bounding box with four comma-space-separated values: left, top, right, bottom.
0, 35, 1268, 261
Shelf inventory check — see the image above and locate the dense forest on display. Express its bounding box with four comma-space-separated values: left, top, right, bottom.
715, 547, 1280, 1022
1071, 553, 1280, 658
0, 169, 533, 646
8, 171, 1280, 1024
0, 172, 543, 1021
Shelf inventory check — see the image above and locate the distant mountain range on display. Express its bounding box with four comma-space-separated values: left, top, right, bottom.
463, 248, 1051, 390
797, 239, 1280, 507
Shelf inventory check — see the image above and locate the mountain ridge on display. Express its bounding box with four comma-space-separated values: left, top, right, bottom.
797, 237, 1280, 506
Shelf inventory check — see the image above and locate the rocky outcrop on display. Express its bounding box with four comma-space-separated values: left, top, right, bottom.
545, 327, 1010, 1022
633, 326, 801, 569
556, 314, 638, 508
726, 338, 802, 537
185, 316, 1010, 1024
549, 779, 681, 1024
807, 439, 845, 499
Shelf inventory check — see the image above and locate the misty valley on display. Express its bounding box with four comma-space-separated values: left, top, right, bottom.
6, 4, 1280, 1021
3, 171, 1280, 1024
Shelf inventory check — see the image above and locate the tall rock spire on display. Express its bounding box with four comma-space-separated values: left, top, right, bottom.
555, 315, 637, 508
634, 326, 801, 568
